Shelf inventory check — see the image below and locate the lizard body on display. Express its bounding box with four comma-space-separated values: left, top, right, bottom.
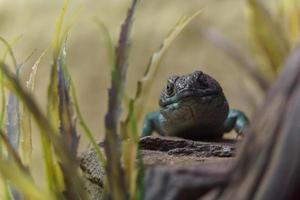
142, 71, 249, 140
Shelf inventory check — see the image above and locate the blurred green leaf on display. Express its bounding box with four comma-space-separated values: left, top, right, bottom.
16, 49, 36, 77
48, 0, 69, 132
0, 60, 63, 198
45, 1, 70, 196
21, 48, 48, 165
57, 39, 79, 156
0, 60, 88, 199
247, 0, 290, 77
122, 99, 139, 199
70, 78, 106, 165
1, 35, 23, 63
278, 0, 300, 46
0, 35, 22, 131
94, 18, 116, 70
0, 130, 27, 173
0, 37, 18, 70
5, 47, 36, 160
104, 1, 140, 200
47, 1, 89, 198
26, 49, 48, 90
1, 178, 12, 200
0, 158, 54, 200
52, 0, 69, 61
200, 27, 269, 91
0, 37, 34, 200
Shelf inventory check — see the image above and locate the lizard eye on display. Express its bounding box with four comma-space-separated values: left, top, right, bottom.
195, 72, 208, 88
166, 82, 175, 96
194, 71, 203, 80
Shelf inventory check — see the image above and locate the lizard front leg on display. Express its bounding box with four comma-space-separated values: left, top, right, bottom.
141, 112, 165, 137
222, 109, 249, 136
141, 111, 163, 137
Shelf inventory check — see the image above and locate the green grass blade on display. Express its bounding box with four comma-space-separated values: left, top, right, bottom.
41, 133, 64, 199
0, 158, 54, 200
48, 0, 69, 130
0, 37, 18, 69
1, 34, 23, 63
43, 2, 69, 195
70, 80, 106, 165
16, 49, 36, 77
5, 49, 36, 158
57, 33, 106, 165
26, 48, 48, 90
61, 6, 82, 46
247, 0, 290, 75
94, 18, 116, 70
0, 37, 23, 200
1, 178, 12, 200
94, 18, 133, 107
121, 99, 139, 199
57, 39, 79, 155
47, 68, 59, 130
0, 36, 22, 130
47, 1, 89, 198
0, 62, 88, 199
0, 130, 27, 173
20, 49, 48, 165
57, 44, 88, 199
1, 58, 62, 197
104, 1, 140, 199
40, 43, 63, 197
52, 0, 69, 61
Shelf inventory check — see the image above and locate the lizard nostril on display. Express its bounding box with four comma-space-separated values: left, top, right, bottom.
187, 83, 195, 89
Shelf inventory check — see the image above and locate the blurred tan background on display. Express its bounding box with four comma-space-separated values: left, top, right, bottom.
0, 0, 264, 151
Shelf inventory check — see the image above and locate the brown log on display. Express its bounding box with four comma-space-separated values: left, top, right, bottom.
213, 44, 300, 200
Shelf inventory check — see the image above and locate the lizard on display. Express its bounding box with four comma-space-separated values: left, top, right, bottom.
142, 71, 249, 140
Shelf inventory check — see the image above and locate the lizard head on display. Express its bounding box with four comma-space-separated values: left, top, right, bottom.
159, 71, 223, 107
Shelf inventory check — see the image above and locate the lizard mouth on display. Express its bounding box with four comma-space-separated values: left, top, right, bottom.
159, 88, 220, 107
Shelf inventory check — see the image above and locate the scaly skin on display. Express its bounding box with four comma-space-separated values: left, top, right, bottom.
142, 71, 249, 140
